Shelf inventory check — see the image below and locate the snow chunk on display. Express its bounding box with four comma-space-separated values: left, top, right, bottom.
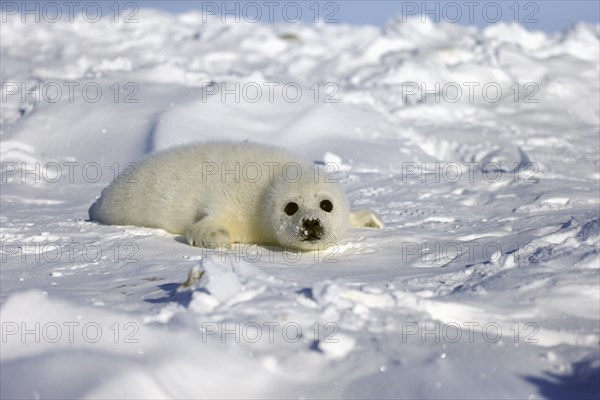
577, 218, 600, 242
318, 333, 356, 359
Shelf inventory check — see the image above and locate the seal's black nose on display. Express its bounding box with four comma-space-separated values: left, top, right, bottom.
302, 219, 324, 241
303, 219, 321, 230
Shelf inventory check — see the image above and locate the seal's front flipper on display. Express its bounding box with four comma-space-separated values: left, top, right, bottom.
186, 218, 232, 248
350, 209, 384, 229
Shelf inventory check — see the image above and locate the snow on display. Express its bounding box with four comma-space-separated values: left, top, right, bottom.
1, 9, 599, 400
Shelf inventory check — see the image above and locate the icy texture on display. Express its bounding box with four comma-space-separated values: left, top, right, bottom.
1, 10, 599, 399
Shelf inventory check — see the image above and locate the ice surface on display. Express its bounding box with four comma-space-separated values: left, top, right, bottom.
1, 9, 599, 400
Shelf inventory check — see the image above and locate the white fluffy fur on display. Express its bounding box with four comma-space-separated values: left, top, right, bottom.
89, 142, 383, 250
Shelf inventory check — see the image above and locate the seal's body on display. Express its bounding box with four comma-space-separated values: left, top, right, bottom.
89, 142, 383, 250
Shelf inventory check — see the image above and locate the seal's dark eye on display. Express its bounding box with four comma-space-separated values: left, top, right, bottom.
320, 200, 333, 212
284, 202, 299, 216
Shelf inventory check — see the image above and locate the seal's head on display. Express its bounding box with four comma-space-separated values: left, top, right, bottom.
265, 170, 350, 251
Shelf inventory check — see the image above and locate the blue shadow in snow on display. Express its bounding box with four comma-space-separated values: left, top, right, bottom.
145, 282, 208, 308
524, 360, 600, 400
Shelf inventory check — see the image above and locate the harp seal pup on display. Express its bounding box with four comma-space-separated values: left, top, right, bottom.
89, 142, 384, 251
